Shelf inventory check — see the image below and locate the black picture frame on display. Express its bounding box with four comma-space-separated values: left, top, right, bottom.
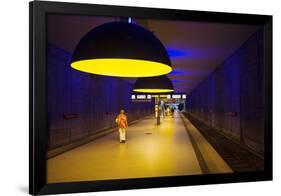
29, 1, 273, 195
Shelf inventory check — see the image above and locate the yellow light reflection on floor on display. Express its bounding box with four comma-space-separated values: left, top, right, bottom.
71, 58, 172, 77
133, 89, 174, 93
47, 112, 232, 183
47, 113, 201, 183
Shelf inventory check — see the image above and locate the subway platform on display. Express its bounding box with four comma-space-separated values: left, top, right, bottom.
47, 112, 232, 183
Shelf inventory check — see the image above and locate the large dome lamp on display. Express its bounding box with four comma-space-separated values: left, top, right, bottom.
133, 75, 174, 93
71, 22, 172, 77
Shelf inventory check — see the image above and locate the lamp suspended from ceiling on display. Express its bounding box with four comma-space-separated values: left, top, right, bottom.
71, 22, 172, 77
133, 75, 174, 93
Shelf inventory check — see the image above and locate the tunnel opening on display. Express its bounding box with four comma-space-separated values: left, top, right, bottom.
46, 13, 265, 183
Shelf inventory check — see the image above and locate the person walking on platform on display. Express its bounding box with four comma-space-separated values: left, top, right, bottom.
115, 109, 128, 143
171, 107, 175, 118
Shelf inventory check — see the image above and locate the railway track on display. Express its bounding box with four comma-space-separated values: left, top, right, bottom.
182, 112, 264, 172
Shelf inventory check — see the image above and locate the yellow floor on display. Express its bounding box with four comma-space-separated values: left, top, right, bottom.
47, 112, 230, 183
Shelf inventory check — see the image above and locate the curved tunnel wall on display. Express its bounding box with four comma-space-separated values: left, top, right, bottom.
47, 43, 154, 149
185, 29, 264, 156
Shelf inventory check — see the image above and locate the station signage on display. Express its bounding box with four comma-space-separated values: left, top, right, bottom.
131, 93, 187, 101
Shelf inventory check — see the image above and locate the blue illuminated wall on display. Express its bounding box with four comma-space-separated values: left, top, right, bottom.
47, 43, 153, 149
186, 29, 264, 155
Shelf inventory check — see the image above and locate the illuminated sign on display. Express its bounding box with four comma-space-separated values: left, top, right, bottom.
172, 94, 181, 99
131, 93, 186, 101
137, 95, 146, 99
131, 94, 152, 102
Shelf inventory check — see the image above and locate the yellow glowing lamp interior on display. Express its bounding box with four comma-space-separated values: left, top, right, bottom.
133, 89, 174, 93
71, 58, 172, 77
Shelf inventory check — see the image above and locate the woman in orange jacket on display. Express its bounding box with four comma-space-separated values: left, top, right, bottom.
115, 109, 128, 143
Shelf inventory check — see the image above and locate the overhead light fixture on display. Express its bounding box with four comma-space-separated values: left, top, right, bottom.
133, 75, 174, 93
71, 22, 172, 77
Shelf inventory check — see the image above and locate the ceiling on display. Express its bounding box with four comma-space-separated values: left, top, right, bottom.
48, 14, 260, 94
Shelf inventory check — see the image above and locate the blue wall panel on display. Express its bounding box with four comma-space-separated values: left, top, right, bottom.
186, 29, 264, 155
47, 44, 153, 148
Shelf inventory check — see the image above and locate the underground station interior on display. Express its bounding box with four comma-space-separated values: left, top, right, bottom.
46, 14, 265, 183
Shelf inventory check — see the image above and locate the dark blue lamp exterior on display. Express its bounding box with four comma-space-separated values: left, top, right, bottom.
71, 22, 171, 66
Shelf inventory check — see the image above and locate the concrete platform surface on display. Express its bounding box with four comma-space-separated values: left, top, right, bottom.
47, 112, 229, 183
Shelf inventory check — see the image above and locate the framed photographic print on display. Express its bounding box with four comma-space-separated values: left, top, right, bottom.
29, 0, 272, 195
